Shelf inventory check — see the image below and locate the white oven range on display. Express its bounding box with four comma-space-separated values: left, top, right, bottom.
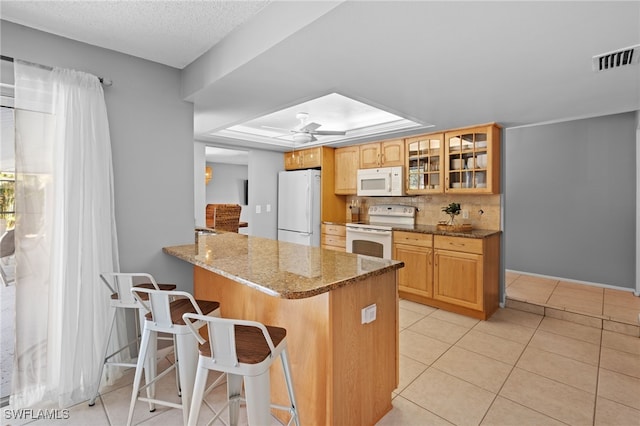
346, 205, 416, 259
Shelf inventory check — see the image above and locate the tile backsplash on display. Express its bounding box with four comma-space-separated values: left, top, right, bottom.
346, 194, 502, 230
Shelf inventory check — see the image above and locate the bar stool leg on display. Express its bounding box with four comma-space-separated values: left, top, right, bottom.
89, 308, 116, 406
227, 373, 243, 426
144, 330, 158, 412
280, 348, 300, 426
174, 335, 181, 396
127, 325, 152, 426
136, 310, 156, 412
186, 360, 209, 426
176, 332, 199, 426
244, 372, 271, 426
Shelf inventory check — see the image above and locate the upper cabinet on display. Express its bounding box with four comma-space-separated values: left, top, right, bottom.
284, 147, 322, 170
359, 139, 404, 169
405, 133, 444, 194
331, 122, 500, 196
334, 146, 359, 195
444, 123, 500, 194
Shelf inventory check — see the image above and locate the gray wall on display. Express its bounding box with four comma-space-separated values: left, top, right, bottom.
247, 149, 283, 240
205, 162, 248, 205
1, 21, 196, 290
505, 112, 636, 289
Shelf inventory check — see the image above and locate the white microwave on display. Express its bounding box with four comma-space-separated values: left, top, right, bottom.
356, 166, 405, 196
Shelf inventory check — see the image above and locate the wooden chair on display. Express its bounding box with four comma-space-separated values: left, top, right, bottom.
205, 204, 242, 232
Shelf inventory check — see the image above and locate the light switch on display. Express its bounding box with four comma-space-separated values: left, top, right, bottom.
462, 209, 469, 219
266, 204, 271, 212
256, 205, 261, 214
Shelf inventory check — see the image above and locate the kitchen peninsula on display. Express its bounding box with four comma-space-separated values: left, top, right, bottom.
163, 232, 404, 425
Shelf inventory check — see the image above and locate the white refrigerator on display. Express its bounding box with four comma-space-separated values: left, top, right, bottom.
277, 169, 321, 247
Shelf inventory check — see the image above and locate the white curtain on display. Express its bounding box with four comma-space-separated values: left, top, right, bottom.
11, 60, 121, 408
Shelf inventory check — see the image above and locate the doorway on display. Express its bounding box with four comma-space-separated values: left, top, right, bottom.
0, 106, 15, 406
198, 145, 250, 234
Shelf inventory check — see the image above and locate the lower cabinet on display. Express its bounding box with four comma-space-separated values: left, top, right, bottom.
321, 223, 346, 251
393, 231, 433, 299
394, 231, 500, 320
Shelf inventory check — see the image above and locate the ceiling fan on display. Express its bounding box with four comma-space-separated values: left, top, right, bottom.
265, 112, 347, 143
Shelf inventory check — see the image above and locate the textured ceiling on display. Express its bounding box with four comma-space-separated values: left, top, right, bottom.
1, 1, 638, 154
0, 0, 271, 68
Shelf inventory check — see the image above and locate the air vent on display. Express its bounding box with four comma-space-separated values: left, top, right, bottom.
592, 44, 640, 72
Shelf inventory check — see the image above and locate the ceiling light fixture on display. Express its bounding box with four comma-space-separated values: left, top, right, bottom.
292, 133, 313, 144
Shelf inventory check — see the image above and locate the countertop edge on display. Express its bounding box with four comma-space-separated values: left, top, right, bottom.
324, 222, 502, 239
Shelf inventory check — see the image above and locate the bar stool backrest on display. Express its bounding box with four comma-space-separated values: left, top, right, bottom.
101, 272, 160, 308
131, 288, 206, 329
183, 313, 277, 369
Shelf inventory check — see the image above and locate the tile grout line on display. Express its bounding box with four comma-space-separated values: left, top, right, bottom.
475, 313, 572, 425
591, 325, 605, 426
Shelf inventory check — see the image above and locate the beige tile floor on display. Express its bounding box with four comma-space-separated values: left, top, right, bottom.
6, 297, 640, 426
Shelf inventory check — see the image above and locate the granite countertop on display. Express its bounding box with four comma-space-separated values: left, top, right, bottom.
164, 232, 404, 300
324, 221, 501, 239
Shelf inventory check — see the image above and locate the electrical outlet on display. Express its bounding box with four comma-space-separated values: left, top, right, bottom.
462, 209, 469, 219
361, 304, 377, 324
266, 204, 271, 212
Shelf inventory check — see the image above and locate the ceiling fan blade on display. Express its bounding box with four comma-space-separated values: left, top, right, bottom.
310, 134, 318, 142
311, 130, 347, 136
299, 122, 321, 132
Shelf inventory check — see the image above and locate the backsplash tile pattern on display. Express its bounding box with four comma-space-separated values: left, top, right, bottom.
347, 194, 502, 230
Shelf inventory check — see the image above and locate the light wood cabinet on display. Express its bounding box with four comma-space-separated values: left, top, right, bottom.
334, 146, 359, 195
444, 123, 500, 194
359, 139, 404, 169
393, 232, 433, 299
394, 231, 500, 320
284, 147, 322, 170
405, 133, 444, 194
321, 223, 346, 251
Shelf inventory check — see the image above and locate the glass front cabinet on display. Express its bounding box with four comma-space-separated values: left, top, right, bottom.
405, 133, 444, 194
444, 123, 500, 194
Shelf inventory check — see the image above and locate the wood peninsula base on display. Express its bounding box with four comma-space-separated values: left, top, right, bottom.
193, 266, 399, 425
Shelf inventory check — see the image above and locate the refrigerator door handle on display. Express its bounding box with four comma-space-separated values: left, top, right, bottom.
306, 181, 312, 229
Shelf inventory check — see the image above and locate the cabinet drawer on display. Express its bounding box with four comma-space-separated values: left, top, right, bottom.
321, 224, 346, 237
322, 244, 346, 252
434, 235, 483, 254
393, 231, 432, 248
321, 234, 346, 247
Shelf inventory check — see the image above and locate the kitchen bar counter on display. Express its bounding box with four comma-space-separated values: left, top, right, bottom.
164, 232, 402, 299
163, 232, 403, 425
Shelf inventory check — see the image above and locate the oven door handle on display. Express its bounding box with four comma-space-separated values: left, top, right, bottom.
347, 228, 392, 235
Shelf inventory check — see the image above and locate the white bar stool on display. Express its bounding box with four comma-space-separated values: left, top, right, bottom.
126, 288, 221, 426
89, 272, 177, 408
182, 313, 300, 426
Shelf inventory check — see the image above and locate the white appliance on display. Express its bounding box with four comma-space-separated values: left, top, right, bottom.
277, 169, 321, 247
346, 204, 416, 259
356, 166, 405, 197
